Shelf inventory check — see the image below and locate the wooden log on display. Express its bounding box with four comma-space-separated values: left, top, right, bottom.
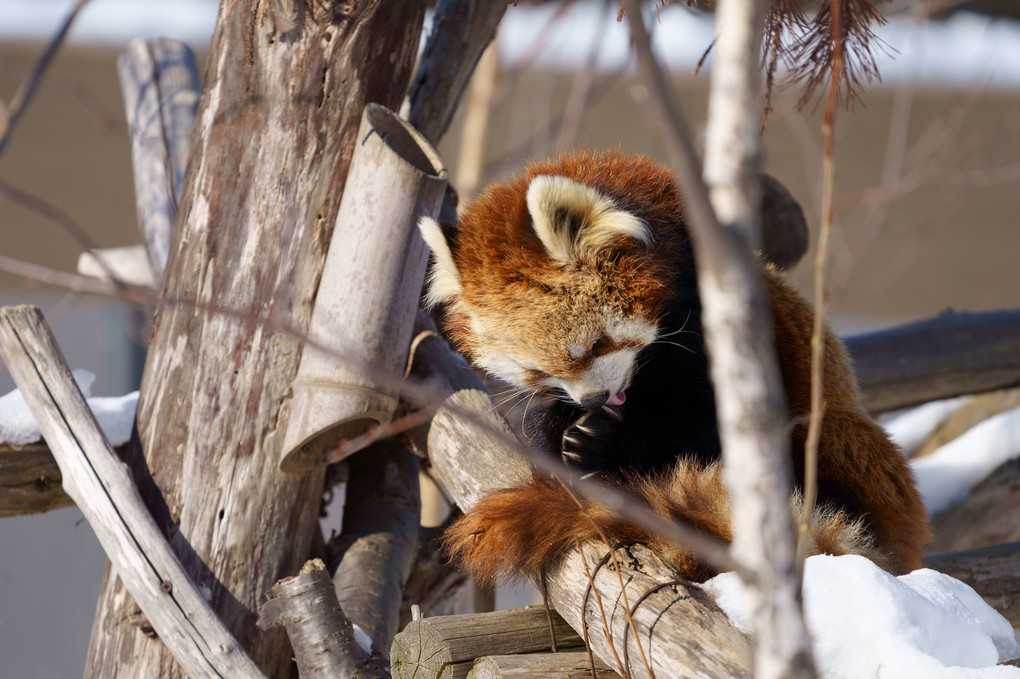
280, 104, 446, 472
258, 559, 387, 679
331, 439, 421, 655
117, 38, 200, 277
928, 458, 1020, 553
390, 606, 583, 679
845, 309, 1020, 413
424, 388, 752, 678
86, 2, 427, 676
407, 0, 510, 144
0, 442, 73, 516
0, 305, 266, 679
468, 651, 615, 679
924, 542, 1020, 629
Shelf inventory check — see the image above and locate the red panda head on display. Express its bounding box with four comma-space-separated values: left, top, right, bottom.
419, 150, 690, 408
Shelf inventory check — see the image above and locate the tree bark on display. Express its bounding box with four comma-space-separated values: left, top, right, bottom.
0, 443, 74, 516
85, 1, 425, 676
117, 37, 200, 277
331, 439, 422, 656
259, 560, 387, 679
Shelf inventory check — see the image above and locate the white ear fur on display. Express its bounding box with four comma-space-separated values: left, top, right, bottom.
526, 175, 650, 265
418, 216, 462, 307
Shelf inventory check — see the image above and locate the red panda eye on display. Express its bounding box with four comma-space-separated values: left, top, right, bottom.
523, 368, 550, 384
590, 336, 608, 357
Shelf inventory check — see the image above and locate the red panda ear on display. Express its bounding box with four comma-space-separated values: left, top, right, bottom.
526, 175, 650, 266
418, 216, 462, 307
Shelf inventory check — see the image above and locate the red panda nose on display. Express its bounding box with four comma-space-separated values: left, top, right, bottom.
577, 391, 610, 410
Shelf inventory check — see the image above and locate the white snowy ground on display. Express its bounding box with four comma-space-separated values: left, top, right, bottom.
703, 554, 1020, 678
700, 399, 1020, 678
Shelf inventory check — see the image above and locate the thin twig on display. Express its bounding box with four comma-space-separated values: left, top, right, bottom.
554, 0, 613, 153
561, 484, 654, 679
576, 537, 627, 679
0, 0, 90, 157
0, 177, 122, 284
798, 0, 843, 576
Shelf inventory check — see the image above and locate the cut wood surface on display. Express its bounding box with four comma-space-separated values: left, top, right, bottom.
117, 37, 200, 276
924, 542, 1020, 628
0, 443, 73, 516
468, 651, 615, 679
845, 309, 1020, 413
258, 560, 386, 679
87, 3, 427, 676
0, 305, 266, 679
390, 606, 583, 679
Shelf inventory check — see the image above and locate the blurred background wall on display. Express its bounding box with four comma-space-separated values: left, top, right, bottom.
1, 1, 1018, 676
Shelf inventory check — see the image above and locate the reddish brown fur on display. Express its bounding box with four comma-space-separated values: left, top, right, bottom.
440, 149, 930, 583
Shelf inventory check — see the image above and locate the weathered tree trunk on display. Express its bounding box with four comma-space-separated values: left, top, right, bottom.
85, 1, 425, 676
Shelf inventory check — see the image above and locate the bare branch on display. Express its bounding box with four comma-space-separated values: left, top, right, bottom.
0, 0, 89, 156
258, 560, 387, 679
625, 0, 815, 675
0, 305, 266, 679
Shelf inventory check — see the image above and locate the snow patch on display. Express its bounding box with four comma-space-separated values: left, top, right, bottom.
910, 405, 1020, 514
883, 396, 970, 455
702, 554, 1020, 679
351, 623, 373, 655
0, 370, 138, 448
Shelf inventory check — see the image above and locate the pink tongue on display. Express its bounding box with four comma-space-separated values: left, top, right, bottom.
607, 391, 626, 406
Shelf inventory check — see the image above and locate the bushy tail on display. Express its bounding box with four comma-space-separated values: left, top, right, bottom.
445, 460, 884, 585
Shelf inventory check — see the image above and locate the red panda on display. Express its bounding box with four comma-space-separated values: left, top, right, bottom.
418, 149, 930, 584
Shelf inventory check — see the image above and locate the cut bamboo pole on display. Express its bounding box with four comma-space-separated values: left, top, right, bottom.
280, 103, 447, 473
0, 305, 266, 679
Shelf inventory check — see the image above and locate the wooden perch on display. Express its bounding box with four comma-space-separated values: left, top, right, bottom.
0, 305, 266, 679
280, 103, 447, 472
414, 323, 752, 678
468, 651, 615, 679
117, 38, 200, 277
258, 559, 387, 679
845, 309, 1020, 413
391, 606, 583, 679
924, 542, 1020, 628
